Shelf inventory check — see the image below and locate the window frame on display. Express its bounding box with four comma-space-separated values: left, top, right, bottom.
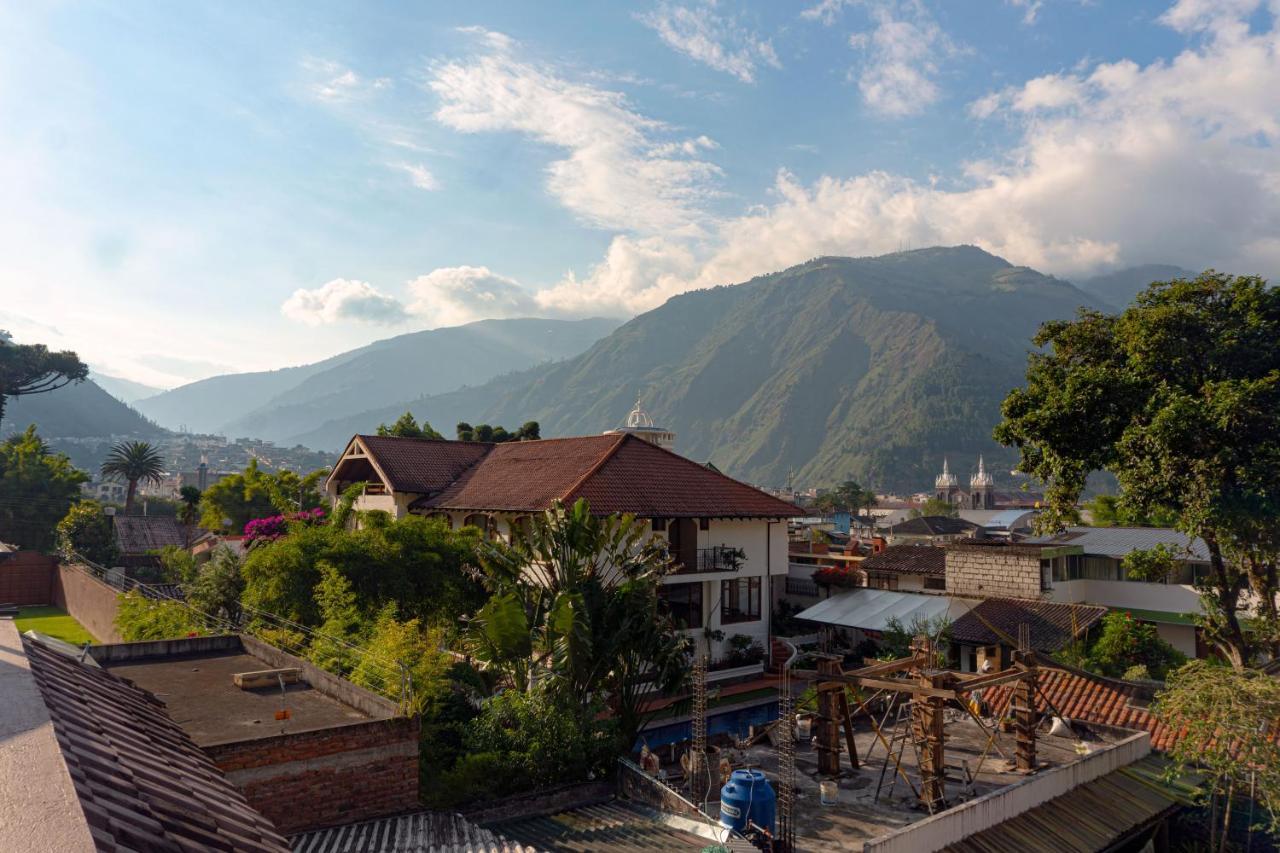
720, 576, 762, 624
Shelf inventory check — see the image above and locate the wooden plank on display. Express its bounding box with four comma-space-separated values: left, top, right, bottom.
953, 668, 1031, 693
837, 691, 860, 769
233, 668, 301, 690
843, 675, 956, 699
844, 656, 919, 678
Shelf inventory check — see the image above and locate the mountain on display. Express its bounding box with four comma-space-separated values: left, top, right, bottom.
1073, 264, 1198, 310
2, 379, 166, 439
89, 371, 164, 404
135, 317, 621, 440
292, 246, 1103, 492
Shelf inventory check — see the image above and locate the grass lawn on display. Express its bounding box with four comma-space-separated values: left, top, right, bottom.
14, 606, 96, 645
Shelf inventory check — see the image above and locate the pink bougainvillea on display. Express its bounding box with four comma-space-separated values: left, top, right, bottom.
243, 507, 327, 544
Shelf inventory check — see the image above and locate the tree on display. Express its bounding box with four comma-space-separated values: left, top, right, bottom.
100, 441, 166, 515
377, 412, 444, 440
995, 272, 1280, 668
0, 426, 87, 550
199, 459, 326, 531
1083, 493, 1178, 528
115, 591, 206, 641
469, 499, 687, 747
1154, 661, 1280, 851
0, 331, 88, 425
186, 546, 246, 626
1083, 611, 1186, 680
456, 421, 540, 442
56, 501, 118, 565
910, 496, 959, 518
240, 513, 486, 627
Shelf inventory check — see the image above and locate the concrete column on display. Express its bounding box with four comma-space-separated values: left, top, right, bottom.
816, 658, 842, 777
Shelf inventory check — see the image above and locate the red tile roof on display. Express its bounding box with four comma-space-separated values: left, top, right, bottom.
860, 544, 946, 576
350, 435, 491, 494
22, 637, 290, 852
345, 433, 802, 518
951, 598, 1107, 653
983, 663, 1186, 751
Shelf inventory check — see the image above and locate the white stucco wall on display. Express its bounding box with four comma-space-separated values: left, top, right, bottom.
1155, 623, 1198, 658
1047, 578, 1202, 615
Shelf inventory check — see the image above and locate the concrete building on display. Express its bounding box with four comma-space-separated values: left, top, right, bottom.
325, 432, 801, 662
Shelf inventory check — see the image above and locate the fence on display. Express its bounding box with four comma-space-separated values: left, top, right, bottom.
785, 577, 819, 597
0, 552, 57, 605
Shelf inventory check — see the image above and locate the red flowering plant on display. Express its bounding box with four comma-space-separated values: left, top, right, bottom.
243, 507, 327, 545
812, 564, 863, 589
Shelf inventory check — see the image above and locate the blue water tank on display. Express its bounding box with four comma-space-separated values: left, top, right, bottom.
719, 769, 776, 835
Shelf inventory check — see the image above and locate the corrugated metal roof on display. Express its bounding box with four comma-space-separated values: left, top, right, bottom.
1026, 527, 1209, 561
958, 509, 1038, 530
796, 588, 974, 632
943, 755, 1182, 852
488, 801, 749, 852
951, 598, 1107, 652
291, 811, 526, 853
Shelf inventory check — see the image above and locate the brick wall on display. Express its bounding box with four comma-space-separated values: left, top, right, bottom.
52, 564, 123, 643
205, 716, 420, 834
945, 544, 1044, 600
0, 553, 57, 605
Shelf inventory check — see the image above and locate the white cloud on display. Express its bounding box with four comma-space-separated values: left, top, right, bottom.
428, 30, 721, 234
302, 58, 391, 102
281, 279, 407, 326
847, 1, 960, 117
396, 162, 440, 191
636, 2, 782, 83
1006, 0, 1043, 26
800, 0, 852, 26
406, 266, 539, 327
524, 1, 1280, 317
1159, 0, 1261, 34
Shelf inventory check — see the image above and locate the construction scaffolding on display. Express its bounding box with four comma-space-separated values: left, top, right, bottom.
802, 632, 1044, 815
776, 662, 797, 853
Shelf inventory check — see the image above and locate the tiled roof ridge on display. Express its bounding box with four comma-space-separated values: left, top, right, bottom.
593, 433, 804, 516
558, 433, 628, 503
357, 433, 495, 447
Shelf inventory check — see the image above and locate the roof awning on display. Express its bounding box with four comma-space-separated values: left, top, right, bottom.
796, 589, 974, 632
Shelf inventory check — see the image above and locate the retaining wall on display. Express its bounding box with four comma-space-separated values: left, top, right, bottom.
52, 564, 123, 643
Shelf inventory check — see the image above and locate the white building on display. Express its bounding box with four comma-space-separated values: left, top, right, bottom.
325, 431, 801, 662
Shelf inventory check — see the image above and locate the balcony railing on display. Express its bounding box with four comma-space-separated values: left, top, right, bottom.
673, 545, 745, 574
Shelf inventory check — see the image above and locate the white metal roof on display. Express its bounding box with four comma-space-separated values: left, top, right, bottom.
1025, 526, 1209, 561
796, 588, 975, 632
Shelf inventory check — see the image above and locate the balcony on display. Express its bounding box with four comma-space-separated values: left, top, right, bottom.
673, 545, 745, 574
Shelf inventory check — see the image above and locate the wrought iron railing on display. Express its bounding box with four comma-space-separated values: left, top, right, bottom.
672, 545, 745, 574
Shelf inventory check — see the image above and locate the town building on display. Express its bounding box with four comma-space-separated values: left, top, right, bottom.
325, 431, 801, 662
886, 514, 979, 545
110, 513, 189, 569
80, 479, 127, 504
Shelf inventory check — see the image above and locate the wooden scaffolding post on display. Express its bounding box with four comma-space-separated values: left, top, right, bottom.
1012, 648, 1038, 772
816, 658, 843, 777
914, 670, 948, 811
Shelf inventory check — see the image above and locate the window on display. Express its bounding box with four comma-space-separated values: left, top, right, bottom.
869, 572, 897, 591
462, 513, 496, 540
721, 577, 761, 624
924, 576, 946, 591
659, 582, 703, 629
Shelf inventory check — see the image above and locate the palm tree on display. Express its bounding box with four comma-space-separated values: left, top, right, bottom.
178, 485, 202, 545
101, 441, 166, 515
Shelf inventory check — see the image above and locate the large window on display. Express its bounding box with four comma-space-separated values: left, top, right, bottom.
721, 577, 761, 624
659, 582, 703, 629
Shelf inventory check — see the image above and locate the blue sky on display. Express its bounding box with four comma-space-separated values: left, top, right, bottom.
2, 0, 1277, 387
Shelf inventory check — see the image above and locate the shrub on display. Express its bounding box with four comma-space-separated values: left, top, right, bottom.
115, 591, 206, 641
1086, 612, 1186, 681
56, 501, 118, 566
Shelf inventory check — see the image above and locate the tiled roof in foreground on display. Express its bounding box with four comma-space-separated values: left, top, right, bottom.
292, 811, 528, 853
351, 432, 803, 518
23, 636, 290, 853
951, 598, 1107, 653
489, 800, 754, 852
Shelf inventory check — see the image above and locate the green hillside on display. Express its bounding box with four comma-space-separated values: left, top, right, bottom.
136, 317, 619, 440
292, 246, 1102, 492
1, 379, 166, 440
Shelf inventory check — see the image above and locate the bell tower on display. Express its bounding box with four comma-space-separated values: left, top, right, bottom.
935, 458, 959, 504
969, 455, 995, 509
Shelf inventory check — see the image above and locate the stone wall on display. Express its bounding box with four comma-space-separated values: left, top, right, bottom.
205, 716, 420, 835
0, 552, 57, 605
945, 543, 1044, 600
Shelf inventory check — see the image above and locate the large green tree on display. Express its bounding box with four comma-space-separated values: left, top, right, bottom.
996, 272, 1280, 668
0, 331, 88, 425
377, 412, 444, 440
910, 496, 960, 519
240, 512, 486, 627
199, 459, 327, 532
56, 500, 119, 565
0, 427, 87, 550
456, 421, 540, 442
469, 499, 687, 747
100, 441, 166, 515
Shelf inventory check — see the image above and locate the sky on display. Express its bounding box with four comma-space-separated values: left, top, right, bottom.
2, 0, 1278, 389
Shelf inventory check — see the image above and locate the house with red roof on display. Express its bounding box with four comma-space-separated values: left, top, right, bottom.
325, 432, 803, 662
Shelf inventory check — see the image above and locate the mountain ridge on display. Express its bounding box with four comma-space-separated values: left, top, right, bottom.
289, 246, 1104, 491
